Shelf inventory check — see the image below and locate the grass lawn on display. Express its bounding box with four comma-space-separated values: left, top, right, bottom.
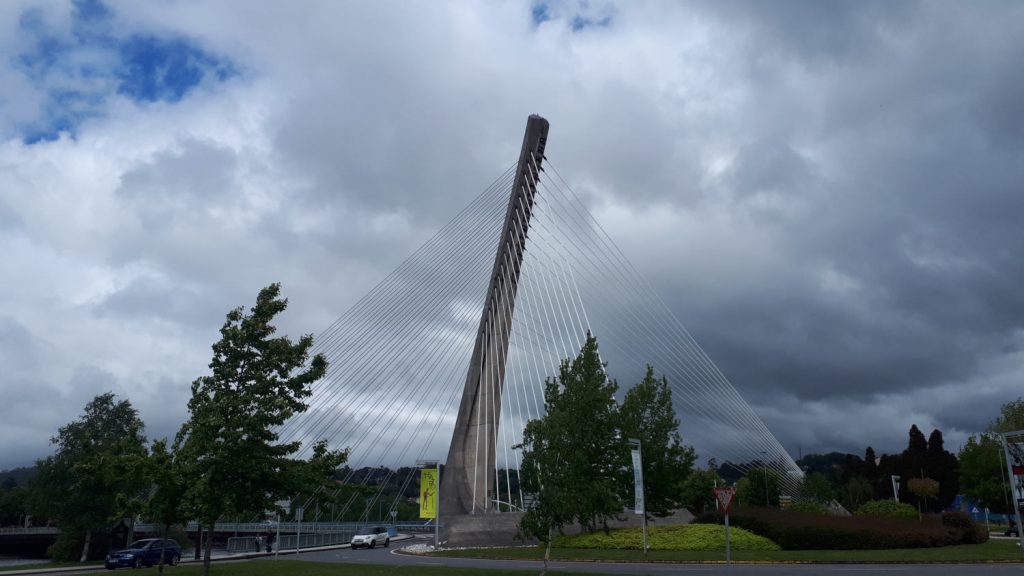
431, 539, 1024, 563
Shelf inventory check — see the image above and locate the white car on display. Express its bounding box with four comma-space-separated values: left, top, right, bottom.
350, 526, 390, 549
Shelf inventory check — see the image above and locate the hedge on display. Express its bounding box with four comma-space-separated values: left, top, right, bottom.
856, 500, 918, 519
694, 507, 988, 550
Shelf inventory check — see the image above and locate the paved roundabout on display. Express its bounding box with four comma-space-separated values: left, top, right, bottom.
282, 536, 1024, 576
9, 536, 1023, 575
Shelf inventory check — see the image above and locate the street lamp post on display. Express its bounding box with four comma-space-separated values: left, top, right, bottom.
760, 451, 769, 507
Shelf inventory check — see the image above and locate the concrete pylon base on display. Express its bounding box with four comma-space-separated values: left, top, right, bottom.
439, 512, 534, 548
438, 508, 696, 548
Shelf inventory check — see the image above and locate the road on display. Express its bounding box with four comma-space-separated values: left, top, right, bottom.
11, 538, 1024, 576
282, 537, 1024, 575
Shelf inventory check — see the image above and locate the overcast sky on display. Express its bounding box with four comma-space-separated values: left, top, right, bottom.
2, 0, 1023, 471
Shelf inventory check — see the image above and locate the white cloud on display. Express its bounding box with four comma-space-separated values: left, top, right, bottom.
2, 0, 1024, 469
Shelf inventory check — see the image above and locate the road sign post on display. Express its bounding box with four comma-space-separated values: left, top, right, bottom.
999, 430, 1024, 552
295, 506, 304, 553
713, 486, 737, 564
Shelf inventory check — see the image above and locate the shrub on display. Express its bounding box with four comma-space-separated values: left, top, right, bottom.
695, 506, 983, 550
856, 500, 918, 519
788, 501, 830, 515
553, 523, 780, 551
47, 528, 113, 561
941, 511, 988, 544
47, 531, 83, 562
694, 509, 775, 541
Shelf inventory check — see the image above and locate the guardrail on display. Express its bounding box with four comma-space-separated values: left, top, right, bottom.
1, 521, 438, 537
136, 521, 438, 533
277, 530, 356, 550
226, 536, 263, 553
0, 527, 59, 535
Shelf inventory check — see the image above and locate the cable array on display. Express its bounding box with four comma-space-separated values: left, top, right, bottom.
277, 157, 803, 520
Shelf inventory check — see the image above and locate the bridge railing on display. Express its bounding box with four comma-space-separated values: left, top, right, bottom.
276, 530, 355, 550
0, 521, 438, 539
134, 521, 436, 534
0, 527, 59, 535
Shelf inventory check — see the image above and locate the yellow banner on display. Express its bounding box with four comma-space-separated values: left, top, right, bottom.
419, 468, 438, 519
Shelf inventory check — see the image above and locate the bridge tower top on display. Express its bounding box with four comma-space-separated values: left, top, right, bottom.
440, 115, 549, 516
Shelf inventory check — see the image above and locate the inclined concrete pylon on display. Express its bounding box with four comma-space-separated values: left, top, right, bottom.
440, 115, 549, 516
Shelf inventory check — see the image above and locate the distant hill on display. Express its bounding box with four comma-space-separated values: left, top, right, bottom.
0, 465, 37, 488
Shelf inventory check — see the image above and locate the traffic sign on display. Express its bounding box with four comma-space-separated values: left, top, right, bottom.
714, 486, 737, 514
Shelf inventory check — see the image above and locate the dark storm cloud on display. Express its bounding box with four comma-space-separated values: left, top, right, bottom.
635, 0, 1024, 454
3, 0, 1024, 468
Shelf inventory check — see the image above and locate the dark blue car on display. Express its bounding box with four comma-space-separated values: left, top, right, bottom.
105, 538, 181, 569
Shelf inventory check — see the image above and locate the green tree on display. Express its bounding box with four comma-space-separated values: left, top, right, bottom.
679, 467, 722, 514
0, 478, 28, 526
517, 334, 623, 571
30, 393, 148, 561
175, 283, 345, 576
924, 429, 958, 510
990, 397, 1024, 433
907, 477, 939, 520
617, 366, 696, 519
281, 439, 352, 523
840, 476, 874, 511
959, 433, 1012, 514
799, 472, 834, 503
145, 439, 188, 573
897, 425, 928, 507
863, 447, 878, 480
734, 476, 753, 507
745, 467, 781, 508
957, 397, 1024, 516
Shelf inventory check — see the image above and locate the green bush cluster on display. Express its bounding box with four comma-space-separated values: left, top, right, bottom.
553, 523, 780, 551
855, 500, 918, 518
787, 501, 830, 515
940, 511, 988, 544
47, 528, 113, 561
694, 507, 988, 550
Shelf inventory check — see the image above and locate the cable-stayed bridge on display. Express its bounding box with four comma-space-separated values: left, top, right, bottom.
276, 115, 802, 536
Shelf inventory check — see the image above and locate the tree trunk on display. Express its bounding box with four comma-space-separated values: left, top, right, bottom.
157, 523, 168, 575
203, 525, 213, 576
79, 528, 92, 563
540, 527, 552, 576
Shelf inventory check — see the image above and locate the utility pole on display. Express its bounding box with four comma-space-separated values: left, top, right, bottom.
274, 511, 280, 560
760, 451, 769, 507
